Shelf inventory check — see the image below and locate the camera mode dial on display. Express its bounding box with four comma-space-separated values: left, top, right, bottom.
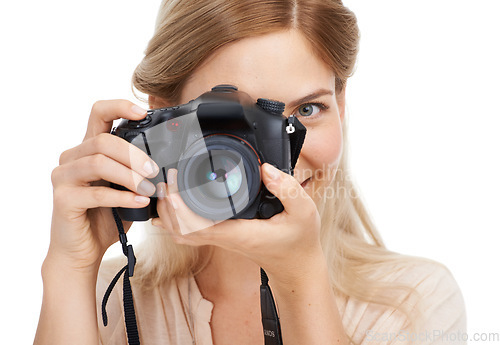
257, 98, 285, 116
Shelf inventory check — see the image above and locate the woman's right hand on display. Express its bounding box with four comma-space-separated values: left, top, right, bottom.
46, 100, 159, 274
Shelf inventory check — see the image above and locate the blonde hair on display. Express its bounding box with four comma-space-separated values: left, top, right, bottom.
131, 0, 427, 339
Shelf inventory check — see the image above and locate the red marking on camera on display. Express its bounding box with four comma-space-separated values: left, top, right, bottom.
168, 121, 180, 131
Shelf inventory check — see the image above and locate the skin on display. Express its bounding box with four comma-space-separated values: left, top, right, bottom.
34, 29, 348, 345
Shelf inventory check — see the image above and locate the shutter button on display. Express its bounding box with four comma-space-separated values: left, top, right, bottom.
127, 115, 152, 129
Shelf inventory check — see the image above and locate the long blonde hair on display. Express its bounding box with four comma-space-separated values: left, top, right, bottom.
131, 0, 426, 336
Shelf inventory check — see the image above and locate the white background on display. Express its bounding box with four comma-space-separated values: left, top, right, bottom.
1, 0, 498, 343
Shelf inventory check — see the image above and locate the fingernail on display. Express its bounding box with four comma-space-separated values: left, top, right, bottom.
131, 105, 147, 116
137, 179, 156, 196
265, 164, 280, 180
157, 183, 166, 200
143, 160, 159, 177
167, 169, 176, 185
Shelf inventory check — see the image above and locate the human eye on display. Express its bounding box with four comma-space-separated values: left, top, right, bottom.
292, 102, 329, 119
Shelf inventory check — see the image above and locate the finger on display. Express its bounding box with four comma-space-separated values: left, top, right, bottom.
261, 163, 315, 215
59, 133, 159, 178
165, 168, 217, 235
166, 168, 178, 194
84, 100, 148, 140
53, 185, 150, 211
153, 182, 181, 234
52, 154, 156, 197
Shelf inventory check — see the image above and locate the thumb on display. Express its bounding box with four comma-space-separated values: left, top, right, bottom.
261, 163, 311, 214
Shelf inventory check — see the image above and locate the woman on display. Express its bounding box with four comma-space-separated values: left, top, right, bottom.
34, 1, 466, 344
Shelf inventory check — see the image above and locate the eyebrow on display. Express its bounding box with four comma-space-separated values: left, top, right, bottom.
288, 88, 334, 109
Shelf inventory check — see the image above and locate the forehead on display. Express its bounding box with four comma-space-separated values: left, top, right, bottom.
181, 30, 336, 104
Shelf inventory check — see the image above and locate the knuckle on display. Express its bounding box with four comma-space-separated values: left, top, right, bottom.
90, 100, 106, 114
89, 153, 107, 169
92, 187, 107, 204
51, 166, 61, 185
117, 99, 133, 108
58, 149, 71, 165
93, 133, 111, 152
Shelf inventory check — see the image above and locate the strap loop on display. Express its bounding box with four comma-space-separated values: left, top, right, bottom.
101, 208, 140, 345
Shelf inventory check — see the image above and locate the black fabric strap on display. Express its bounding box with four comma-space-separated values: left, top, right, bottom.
260, 268, 283, 345
287, 115, 307, 176
101, 265, 126, 326
101, 208, 140, 345
122, 267, 140, 345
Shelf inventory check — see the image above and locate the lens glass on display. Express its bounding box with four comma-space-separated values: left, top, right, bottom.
197, 152, 243, 199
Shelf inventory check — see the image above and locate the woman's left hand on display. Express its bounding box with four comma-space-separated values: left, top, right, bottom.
151, 162, 323, 284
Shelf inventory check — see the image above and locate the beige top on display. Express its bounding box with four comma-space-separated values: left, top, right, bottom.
96, 258, 466, 345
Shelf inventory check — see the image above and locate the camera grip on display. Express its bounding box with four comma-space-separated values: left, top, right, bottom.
111, 183, 158, 221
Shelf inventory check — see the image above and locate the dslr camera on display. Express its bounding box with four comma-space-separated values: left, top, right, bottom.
112, 85, 305, 222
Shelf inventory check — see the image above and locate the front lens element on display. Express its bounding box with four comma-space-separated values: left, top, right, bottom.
197, 153, 243, 199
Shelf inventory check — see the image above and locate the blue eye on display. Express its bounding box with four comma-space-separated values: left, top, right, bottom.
294, 103, 326, 118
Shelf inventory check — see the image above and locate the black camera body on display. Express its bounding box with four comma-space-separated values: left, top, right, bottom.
112, 85, 303, 221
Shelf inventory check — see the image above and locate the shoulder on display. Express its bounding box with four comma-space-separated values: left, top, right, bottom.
404, 259, 467, 343
390, 258, 467, 344
342, 257, 467, 344
389, 258, 463, 301
387, 258, 465, 316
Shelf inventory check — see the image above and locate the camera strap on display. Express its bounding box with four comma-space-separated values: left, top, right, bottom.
101, 208, 140, 345
286, 115, 307, 175
260, 268, 283, 344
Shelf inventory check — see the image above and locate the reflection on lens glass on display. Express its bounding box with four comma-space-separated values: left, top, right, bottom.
206, 172, 217, 181
197, 153, 243, 199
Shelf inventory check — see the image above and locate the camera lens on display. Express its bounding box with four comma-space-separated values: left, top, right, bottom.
197, 153, 243, 199
177, 135, 261, 220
